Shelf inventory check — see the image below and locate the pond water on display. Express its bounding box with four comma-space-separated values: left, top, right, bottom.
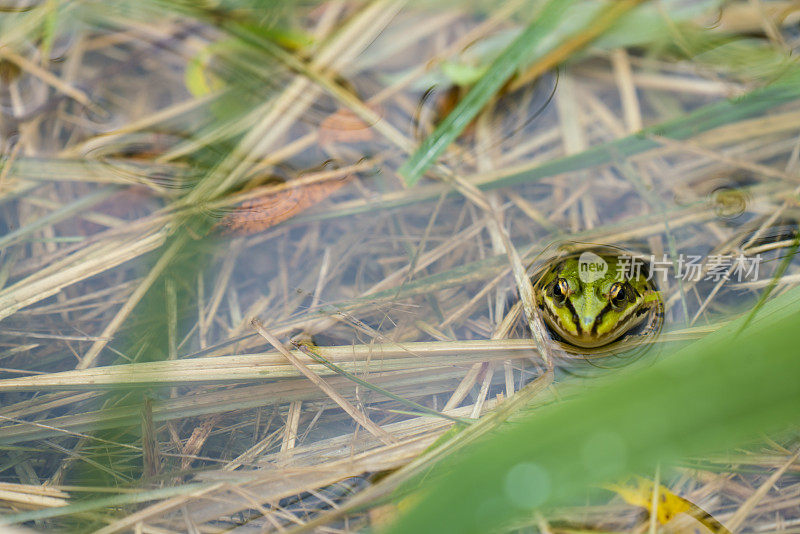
1, 1, 799, 532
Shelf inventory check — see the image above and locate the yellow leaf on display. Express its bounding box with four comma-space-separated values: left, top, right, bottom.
605, 475, 691, 524
604, 476, 731, 533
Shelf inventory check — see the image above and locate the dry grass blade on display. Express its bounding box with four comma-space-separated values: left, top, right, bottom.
0, 46, 96, 111
0, 231, 167, 322
0, 338, 542, 391
725, 447, 800, 532
251, 318, 396, 445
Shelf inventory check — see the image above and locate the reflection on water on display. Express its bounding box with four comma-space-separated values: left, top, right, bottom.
0, 1, 799, 531
0, 43, 48, 119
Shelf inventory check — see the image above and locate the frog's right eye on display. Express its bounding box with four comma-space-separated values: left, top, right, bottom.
550, 278, 570, 306
608, 282, 631, 310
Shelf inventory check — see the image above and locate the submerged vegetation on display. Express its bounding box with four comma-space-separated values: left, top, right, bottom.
1, 0, 800, 532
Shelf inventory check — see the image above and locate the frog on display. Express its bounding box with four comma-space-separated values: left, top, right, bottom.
533, 251, 662, 349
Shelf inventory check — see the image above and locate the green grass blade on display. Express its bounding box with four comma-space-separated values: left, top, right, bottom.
398, 0, 577, 186
738, 232, 800, 333
398, 0, 646, 186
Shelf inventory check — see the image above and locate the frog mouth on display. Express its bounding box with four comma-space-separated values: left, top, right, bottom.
541, 304, 658, 349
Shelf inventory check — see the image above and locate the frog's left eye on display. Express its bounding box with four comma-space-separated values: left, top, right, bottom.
608, 282, 629, 310
550, 278, 570, 306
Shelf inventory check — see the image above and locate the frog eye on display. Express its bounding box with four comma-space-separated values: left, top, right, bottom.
608, 282, 629, 310
550, 278, 570, 306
